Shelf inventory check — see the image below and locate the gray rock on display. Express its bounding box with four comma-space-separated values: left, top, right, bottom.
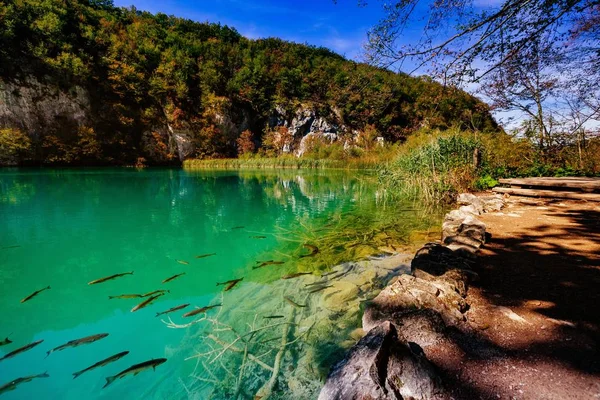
363, 274, 468, 330
318, 321, 447, 400
457, 193, 484, 214
479, 194, 505, 212
442, 212, 487, 250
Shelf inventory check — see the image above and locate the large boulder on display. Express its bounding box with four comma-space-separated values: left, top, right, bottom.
411, 243, 475, 276
318, 321, 447, 400
363, 274, 468, 330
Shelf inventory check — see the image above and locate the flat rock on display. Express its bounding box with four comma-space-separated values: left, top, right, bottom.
363, 274, 467, 330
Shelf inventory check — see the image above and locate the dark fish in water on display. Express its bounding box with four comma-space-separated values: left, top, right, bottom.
108, 294, 143, 300
307, 285, 333, 294
0, 335, 12, 347
103, 358, 167, 388
141, 290, 170, 297
131, 294, 164, 313
176, 260, 189, 265
281, 272, 312, 280
224, 279, 242, 291
0, 372, 49, 395
46, 334, 108, 358
231, 226, 245, 230
182, 304, 221, 318
305, 279, 329, 287
321, 269, 339, 277
250, 235, 267, 239
216, 278, 243, 291
1, 245, 21, 250
283, 297, 307, 308
263, 315, 284, 319
162, 273, 185, 284
299, 244, 319, 258
0, 340, 44, 362
20, 286, 50, 303
253, 260, 285, 269
88, 272, 133, 285
155, 303, 190, 317
72, 351, 130, 379
195, 253, 216, 259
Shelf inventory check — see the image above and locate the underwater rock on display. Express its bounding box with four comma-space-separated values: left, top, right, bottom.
318, 321, 447, 400
322, 281, 360, 312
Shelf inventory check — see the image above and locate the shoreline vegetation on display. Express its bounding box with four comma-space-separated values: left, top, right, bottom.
184, 127, 600, 203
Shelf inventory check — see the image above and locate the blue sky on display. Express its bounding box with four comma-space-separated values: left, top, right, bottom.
112, 0, 387, 61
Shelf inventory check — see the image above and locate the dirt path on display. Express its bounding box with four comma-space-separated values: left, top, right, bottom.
427, 196, 600, 399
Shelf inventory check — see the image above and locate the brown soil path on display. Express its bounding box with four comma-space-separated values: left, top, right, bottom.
427, 196, 600, 399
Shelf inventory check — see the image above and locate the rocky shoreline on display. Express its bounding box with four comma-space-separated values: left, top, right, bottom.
319, 193, 505, 400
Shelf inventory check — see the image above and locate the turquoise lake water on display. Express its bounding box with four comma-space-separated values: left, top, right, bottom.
0, 168, 441, 399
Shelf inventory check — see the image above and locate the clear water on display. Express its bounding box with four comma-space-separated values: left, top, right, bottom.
0, 168, 441, 399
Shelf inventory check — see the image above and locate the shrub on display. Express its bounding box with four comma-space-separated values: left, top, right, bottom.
0, 128, 32, 165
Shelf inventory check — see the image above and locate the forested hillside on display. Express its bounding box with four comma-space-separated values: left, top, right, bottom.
0, 0, 497, 166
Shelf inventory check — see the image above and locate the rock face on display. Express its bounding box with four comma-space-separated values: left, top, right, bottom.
0, 77, 345, 164
0, 77, 91, 141
320, 193, 505, 400
318, 321, 447, 400
269, 105, 342, 155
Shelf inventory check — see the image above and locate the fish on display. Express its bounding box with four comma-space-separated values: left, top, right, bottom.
253, 260, 285, 269
103, 358, 167, 388
215, 278, 243, 288
20, 286, 50, 303
88, 272, 133, 285
299, 244, 319, 258
0, 372, 49, 395
305, 279, 329, 287
281, 272, 312, 280
141, 290, 170, 297
0, 335, 12, 347
283, 297, 307, 308
46, 333, 108, 358
108, 294, 143, 300
176, 260, 189, 265
72, 351, 130, 379
162, 273, 186, 284
263, 315, 284, 319
0, 340, 44, 362
321, 269, 340, 277
131, 294, 164, 313
307, 285, 333, 294
182, 304, 221, 318
250, 235, 267, 239
1, 245, 21, 250
224, 279, 242, 291
155, 303, 190, 317
231, 226, 245, 230
195, 253, 216, 259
